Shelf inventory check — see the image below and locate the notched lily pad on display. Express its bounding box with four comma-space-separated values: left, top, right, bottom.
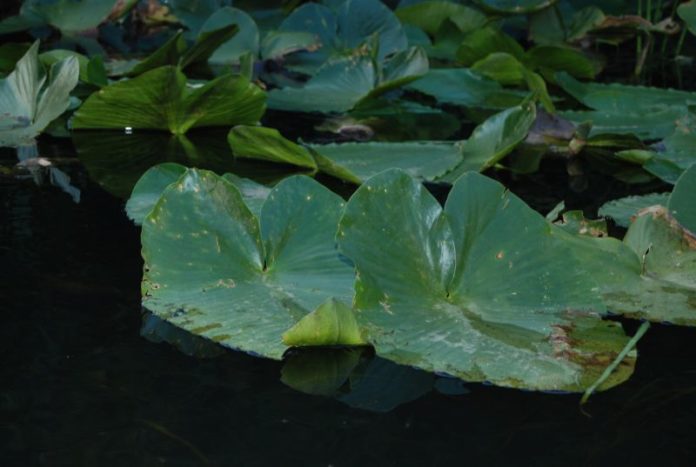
141, 169, 355, 359
337, 169, 635, 392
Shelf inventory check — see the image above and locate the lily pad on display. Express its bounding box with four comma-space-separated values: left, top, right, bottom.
0, 42, 79, 147
72, 66, 266, 133
126, 162, 271, 225
598, 193, 671, 228
438, 103, 537, 182
228, 125, 463, 184
603, 206, 696, 325
405, 68, 526, 109
556, 72, 696, 139
667, 163, 696, 232
141, 169, 355, 359
267, 47, 427, 114
279, 0, 407, 71
200, 7, 260, 65
473, 0, 556, 14
337, 169, 635, 391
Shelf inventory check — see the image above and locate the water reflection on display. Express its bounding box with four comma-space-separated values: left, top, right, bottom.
3, 141, 696, 466
73, 130, 302, 198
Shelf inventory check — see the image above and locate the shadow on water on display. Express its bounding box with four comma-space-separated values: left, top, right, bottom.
2, 138, 696, 466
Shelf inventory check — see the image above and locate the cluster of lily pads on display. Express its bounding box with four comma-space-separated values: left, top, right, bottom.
124, 160, 696, 395
1, 0, 696, 398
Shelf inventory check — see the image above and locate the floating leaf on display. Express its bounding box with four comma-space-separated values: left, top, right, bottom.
279, 0, 407, 71
72, 66, 266, 133
667, 164, 696, 232
308, 140, 463, 183
141, 170, 355, 359
267, 47, 427, 114
603, 206, 696, 325
396, 1, 487, 36
228, 125, 317, 170
337, 169, 635, 391
678, 1, 696, 36
406, 68, 526, 109
598, 193, 670, 228
455, 27, 525, 66
200, 7, 259, 65
473, 0, 556, 14
229, 125, 463, 184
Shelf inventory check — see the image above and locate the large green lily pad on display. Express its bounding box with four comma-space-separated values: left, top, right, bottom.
72, 66, 266, 133
141, 169, 355, 359
336, 169, 635, 391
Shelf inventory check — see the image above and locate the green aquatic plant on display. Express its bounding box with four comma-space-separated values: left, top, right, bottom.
140, 169, 356, 359
72, 65, 266, 133
0, 42, 79, 147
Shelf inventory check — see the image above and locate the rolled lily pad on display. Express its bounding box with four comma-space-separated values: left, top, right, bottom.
72, 66, 266, 133
337, 169, 635, 392
438, 103, 536, 182
0, 42, 79, 147
141, 169, 355, 359
598, 193, 671, 228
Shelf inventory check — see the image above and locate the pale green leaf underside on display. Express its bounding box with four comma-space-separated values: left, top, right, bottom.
0, 41, 78, 146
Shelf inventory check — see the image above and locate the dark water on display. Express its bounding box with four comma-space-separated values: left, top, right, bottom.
2, 135, 696, 467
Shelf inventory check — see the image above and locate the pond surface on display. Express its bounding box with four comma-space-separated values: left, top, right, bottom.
2, 134, 696, 466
